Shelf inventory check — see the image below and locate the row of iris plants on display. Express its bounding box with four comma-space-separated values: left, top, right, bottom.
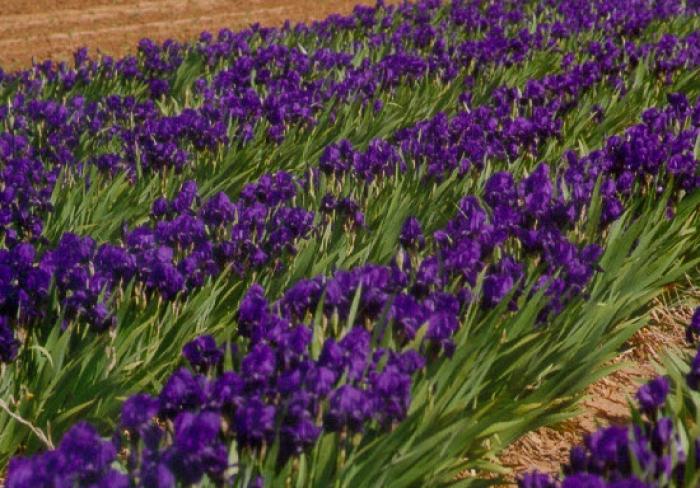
2, 0, 700, 486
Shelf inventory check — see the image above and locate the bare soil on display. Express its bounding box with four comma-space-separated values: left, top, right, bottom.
0, 0, 387, 70
495, 291, 697, 485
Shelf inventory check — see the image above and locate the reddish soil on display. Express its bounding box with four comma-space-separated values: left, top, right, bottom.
0, 0, 388, 70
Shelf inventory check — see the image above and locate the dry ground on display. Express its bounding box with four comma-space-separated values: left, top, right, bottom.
494, 288, 699, 485
0, 0, 388, 70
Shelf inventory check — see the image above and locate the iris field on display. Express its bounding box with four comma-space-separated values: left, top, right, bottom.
1, 0, 700, 486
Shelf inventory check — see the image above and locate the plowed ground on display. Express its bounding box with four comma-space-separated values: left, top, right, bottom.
0, 0, 383, 70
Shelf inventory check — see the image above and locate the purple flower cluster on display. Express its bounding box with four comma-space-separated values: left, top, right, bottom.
311, 50, 700, 329
318, 30, 700, 185
5, 126, 629, 482
9, 0, 673, 99
685, 308, 700, 391
1, 1, 699, 371
314, 88, 700, 331
8, 315, 424, 486
0, 0, 690, 249
8, 422, 128, 487
318, 193, 367, 229
12, 72, 700, 480
0, 174, 314, 360
8, 85, 700, 481
4, 44, 700, 356
684, 307, 700, 344
8, 14, 693, 363
0, 0, 551, 245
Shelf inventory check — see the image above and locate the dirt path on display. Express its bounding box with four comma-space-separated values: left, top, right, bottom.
495, 292, 696, 484
0, 0, 387, 70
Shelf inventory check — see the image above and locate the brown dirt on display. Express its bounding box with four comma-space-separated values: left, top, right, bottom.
0, 0, 391, 71
493, 289, 698, 486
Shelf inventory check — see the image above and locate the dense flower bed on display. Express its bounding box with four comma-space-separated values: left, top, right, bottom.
7, 88, 700, 484
2, 11, 699, 364
2, 0, 700, 486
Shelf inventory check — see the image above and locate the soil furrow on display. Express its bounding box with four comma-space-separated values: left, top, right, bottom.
0, 0, 384, 69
